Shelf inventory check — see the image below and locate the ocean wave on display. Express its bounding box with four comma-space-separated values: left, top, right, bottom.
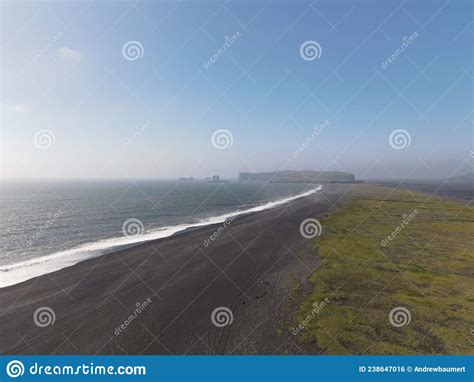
0, 186, 322, 287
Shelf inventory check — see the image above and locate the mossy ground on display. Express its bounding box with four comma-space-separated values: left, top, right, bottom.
298, 185, 473, 354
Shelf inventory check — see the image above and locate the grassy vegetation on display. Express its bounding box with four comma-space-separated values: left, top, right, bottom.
298, 185, 473, 354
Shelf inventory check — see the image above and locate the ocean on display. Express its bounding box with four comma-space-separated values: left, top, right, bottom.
0, 179, 321, 287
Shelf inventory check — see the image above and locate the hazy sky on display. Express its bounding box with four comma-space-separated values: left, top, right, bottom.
1, 0, 472, 180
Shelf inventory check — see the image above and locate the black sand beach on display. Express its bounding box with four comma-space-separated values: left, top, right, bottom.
0, 184, 352, 355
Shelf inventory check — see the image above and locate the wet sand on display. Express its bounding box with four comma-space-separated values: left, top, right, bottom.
0, 184, 351, 355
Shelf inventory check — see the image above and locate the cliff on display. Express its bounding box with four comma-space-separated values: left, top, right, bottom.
239, 171, 357, 183
447, 173, 474, 183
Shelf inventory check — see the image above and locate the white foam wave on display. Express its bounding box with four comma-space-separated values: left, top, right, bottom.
0, 186, 322, 287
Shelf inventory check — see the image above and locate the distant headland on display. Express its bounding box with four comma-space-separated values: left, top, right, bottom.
447, 173, 474, 184
239, 171, 358, 183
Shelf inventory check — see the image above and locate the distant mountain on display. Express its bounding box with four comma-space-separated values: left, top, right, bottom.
447, 173, 474, 183
239, 171, 357, 183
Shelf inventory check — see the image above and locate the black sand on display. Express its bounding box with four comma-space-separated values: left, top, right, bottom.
0, 184, 351, 355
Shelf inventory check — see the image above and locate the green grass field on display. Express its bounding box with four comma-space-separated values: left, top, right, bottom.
298, 185, 473, 354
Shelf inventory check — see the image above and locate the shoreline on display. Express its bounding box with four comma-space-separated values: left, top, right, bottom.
0, 186, 323, 288
0, 183, 350, 355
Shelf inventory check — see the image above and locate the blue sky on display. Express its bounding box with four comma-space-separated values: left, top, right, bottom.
1, 0, 472, 179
